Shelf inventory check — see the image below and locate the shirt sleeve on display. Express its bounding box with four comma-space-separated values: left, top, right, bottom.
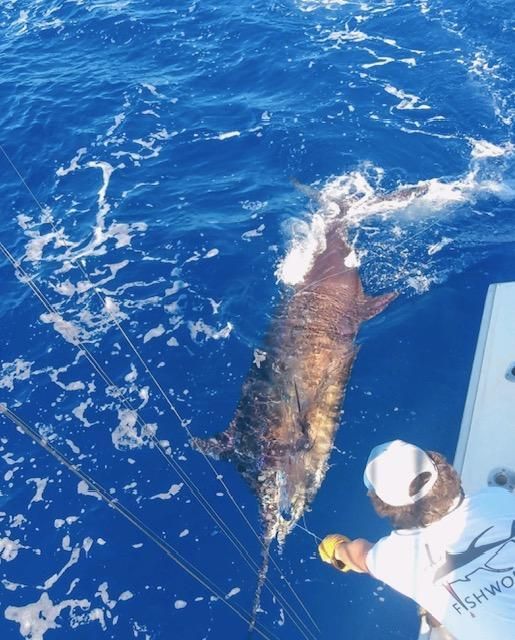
366, 536, 394, 580
366, 535, 420, 599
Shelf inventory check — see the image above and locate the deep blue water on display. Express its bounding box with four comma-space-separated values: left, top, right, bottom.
0, 1, 514, 639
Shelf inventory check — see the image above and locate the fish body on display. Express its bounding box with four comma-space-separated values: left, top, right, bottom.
192, 227, 396, 545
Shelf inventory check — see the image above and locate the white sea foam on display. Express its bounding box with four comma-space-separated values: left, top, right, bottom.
106, 114, 126, 138
143, 325, 165, 344
253, 349, 267, 368
2, 453, 24, 465
124, 363, 138, 383
469, 138, 514, 159
208, 298, 221, 314
2, 579, 25, 591
141, 83, 164, 98
72, 400, 94, 428
5, 574, 131, 638
5, 593, 93, 640
85, 161, 115, 221
54, 516, 79, 529
40, 313, 82, 346
384, 84, 431, 110
188, 320, 233, 342
427, 237, 453, 255
275, 215, 326, 286
242, 224, 265, 240
9, 514, 27, 529
164, 280, 188, 297
0, 359, 33, 392
150, 483, 183, 501
406, 273, 436, 294
56, 148, 87, 177
27, 478, 49, 508
138, 386, 150, 408
111, 409, 157, 450
326, 29, 368, 44
216, 131, 240, 141
10, 95, 179, 383
298, 0, 351, 11
77, 481, 102, 501
362, 53, 395, 69
0, 537, 28, 562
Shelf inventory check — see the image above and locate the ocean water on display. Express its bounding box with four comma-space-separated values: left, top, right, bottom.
0, 0, 514, 639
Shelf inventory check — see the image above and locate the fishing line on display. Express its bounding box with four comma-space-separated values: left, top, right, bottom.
295, 523, 322, 544
0, 240, 317, 640
0, 404, 281, 640
0, 143, 321, 636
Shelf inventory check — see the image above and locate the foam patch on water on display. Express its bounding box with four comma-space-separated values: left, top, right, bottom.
111, 409, 157, 450
0, 537, 28, 562
143, 324, 165, 344
298, 0, 352, 11
5, 578, 135, 640
5, 593, 92, 640
384, 84, 431, 110
0, 359, 33, 392
150, 483, 183, 501
188, 320, 233, 343
27, 478, 49, 509
469, 139, 514, 159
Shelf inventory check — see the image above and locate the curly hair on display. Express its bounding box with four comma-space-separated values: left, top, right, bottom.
369, 451, 462, 529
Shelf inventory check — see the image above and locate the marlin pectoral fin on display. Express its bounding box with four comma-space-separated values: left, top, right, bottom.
190, 429, 233, 461
360, 291, 398, 321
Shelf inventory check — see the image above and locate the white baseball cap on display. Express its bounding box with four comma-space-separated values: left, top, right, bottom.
363, 440, 438, 507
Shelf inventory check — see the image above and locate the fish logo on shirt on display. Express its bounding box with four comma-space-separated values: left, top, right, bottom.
434, 520, 515, 583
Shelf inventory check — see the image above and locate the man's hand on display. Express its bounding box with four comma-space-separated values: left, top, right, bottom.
318, 534, 351, 571
319, 534, 372, 574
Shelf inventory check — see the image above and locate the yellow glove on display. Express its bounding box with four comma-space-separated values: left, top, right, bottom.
318, 534, 351, 572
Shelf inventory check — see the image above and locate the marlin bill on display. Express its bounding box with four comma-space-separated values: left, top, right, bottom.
191, 224, 396, 621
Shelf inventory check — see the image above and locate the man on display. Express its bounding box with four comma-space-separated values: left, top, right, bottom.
319, 440, 515, 640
